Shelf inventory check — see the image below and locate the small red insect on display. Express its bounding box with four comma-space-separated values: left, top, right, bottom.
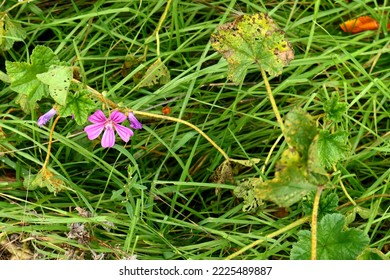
162, 106, 171, 115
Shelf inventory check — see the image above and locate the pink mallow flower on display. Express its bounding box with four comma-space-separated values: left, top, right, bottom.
128, 112, 142, 130
84, 110, 133, 148
37, 108, 57, 127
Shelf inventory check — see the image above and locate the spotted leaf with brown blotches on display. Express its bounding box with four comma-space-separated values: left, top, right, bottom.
211, 13, 294, 83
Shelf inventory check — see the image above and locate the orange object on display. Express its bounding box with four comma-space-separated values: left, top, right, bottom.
162, 106, 171, 115
340, 16, 380, 33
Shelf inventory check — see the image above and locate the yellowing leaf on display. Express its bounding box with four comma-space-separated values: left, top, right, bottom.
237, 149, 317, 208
285, 108, 317, 159
255, 149, 317, 207
138, 59, 170, 88
0, 13, 27, 50
211, 13, 294, 83
30, 168, 68, 195
210, 159, 234, 184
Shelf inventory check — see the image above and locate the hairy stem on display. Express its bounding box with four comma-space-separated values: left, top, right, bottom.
311, 185, 324, 260
42, 115, 61, 170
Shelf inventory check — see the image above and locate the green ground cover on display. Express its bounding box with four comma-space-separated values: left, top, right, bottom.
0, 0, 389, 260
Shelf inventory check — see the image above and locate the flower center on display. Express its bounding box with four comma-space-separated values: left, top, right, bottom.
105, 120, 113, 130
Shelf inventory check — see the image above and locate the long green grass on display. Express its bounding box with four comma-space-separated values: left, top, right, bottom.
0, 0, 389, 260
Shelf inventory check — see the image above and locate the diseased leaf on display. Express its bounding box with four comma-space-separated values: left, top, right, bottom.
323, 92, 347, 123
211, 158, 260, 185
317, 130, 350, 169
285, 108, 317, 159
253, 149, 316, 207
138, 59, 170, 88
234, 177, 264, 212
210, 12, 294, 83
345, 206, 374, 225
121, 53, 146, 78
0, 127, 15, 156
307, 134, 329, 185
15, 93, 36, 114
36, 65, 73, 106
0, 14, 27, 50
29, 168, 67, 195
210, 159, 234, 184
291, 213, 369, 260
6, 46, 60, 106
58, 89, 96, 125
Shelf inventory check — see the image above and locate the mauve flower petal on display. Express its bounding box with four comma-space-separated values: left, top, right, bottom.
128, 113, 142, 130
84, 123, 105, 140
110, 110, 126, 124
88, 110, 107, 123
101, 126, 115, 148
37, 108, 57, 127
114, 123, 133, 143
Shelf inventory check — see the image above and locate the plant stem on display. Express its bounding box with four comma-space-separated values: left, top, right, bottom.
311, 185, 324, 260
132, 110, 230, 161
154, 0, 172, 57
259, 67, 286, 136
337, 169, 356, 206
42, 115, 61, 170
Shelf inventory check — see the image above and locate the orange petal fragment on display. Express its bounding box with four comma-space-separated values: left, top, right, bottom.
340, 16, 379, 33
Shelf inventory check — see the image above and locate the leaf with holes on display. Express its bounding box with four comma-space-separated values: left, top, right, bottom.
36, 65, 73, 106
210, 12, 294, 83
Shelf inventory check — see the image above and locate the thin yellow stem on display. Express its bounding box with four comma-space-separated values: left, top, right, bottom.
261, 133, 283, 174
154, 0, 172, 57
42, 115, 61, 170
337, 169, 356, 206
311, 185, 324, 260
132, 110, 230, 161
72, 78, 118, 109
259, 67, 286, 136
225, 216, 310, 260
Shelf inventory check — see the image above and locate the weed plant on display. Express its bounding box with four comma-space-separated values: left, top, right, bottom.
0, 0, 389, 260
